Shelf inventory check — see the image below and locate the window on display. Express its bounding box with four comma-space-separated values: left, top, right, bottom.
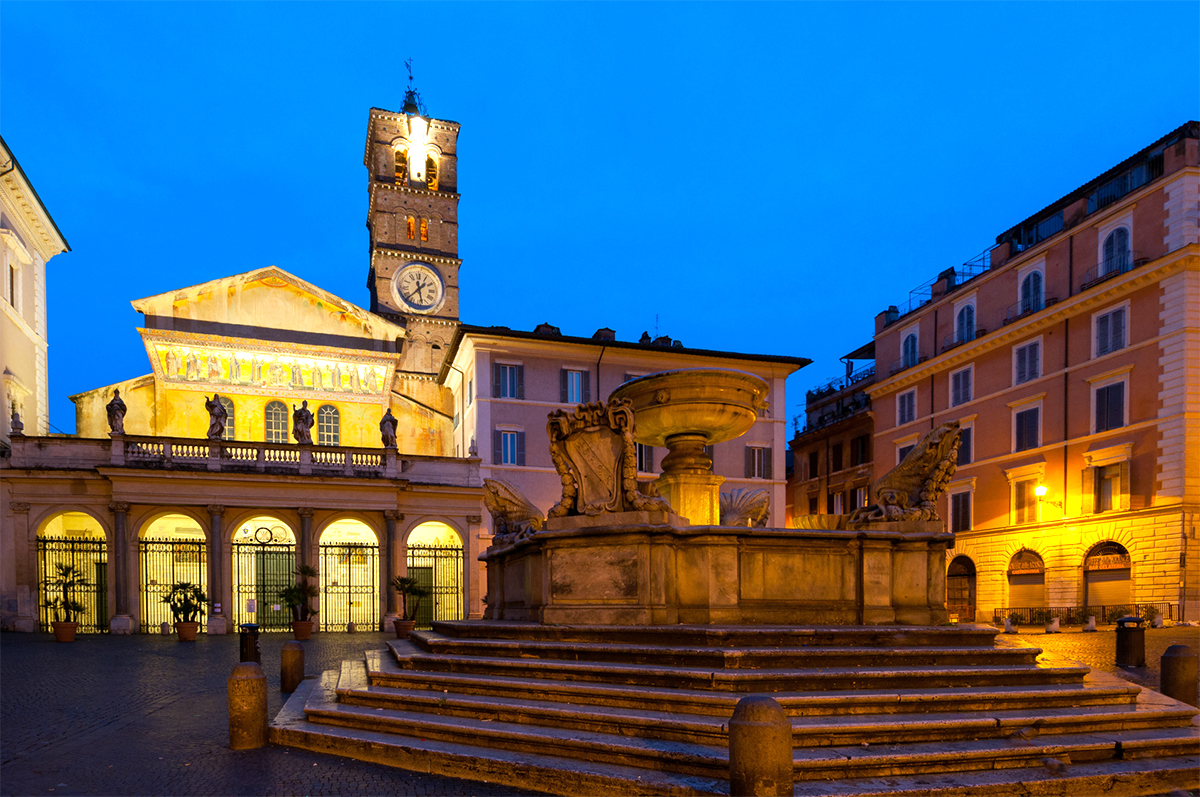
950, 492, 972, 533
406, 215, 416, 240
394, 147, 408, 182
898, 444, 915, 462
425, 155, 439, 190
466, 379, 473, 406
849, 435, 871, 466
950, 367, 972, 407
1094, 382, 1125, 433
1093, 464, 1121, 512
1020, 271, 1043, 315
218, 396, 236, 441
1095, 307, 1127, 357
1102, 228, 1130, 276
745, 446, 772, 479
494, 363, 524, 399
956, 425, 972, 466
897, 390, 916, 425
956, 305, 975, 342
636, 443, 655, 473
1014, 341, 1040, 384
420, 218, 429, 242
807, 451, 819, 480
494, 430, 525, 466
851, 486, 867, 509
808, 496, 819, 514
829, 492, 844, 514
1013, 479, 1038, 524
265, 401, 288, 444
317, 405, 340, 446
1015, 407, 1039, 451
5, 263, 15, 308
560, 369, 590, 404
831, 443, 843, 473
902, 333, 918, 368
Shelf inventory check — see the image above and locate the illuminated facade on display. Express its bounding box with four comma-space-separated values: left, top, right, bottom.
869, 121, 1199, 623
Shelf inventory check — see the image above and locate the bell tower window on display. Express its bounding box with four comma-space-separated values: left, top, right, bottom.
394, 147, 408, 184
420, 218, 429, 242
406, 216, 416, 241
426, 155, 438, 191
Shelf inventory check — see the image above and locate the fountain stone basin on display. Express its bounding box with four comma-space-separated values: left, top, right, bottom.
610, 368, 769, 524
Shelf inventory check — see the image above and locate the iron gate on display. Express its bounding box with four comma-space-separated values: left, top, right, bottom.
319, 542, 379, 631
231, 538, 295, 632
407, 543, 463, 628
139, 538, 208, 632
37, 537, 108, 633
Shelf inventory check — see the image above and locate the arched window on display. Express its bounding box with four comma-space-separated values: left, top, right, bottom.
425, 155, 438, 191
393, 147, 408, 183
219, 396, 236, 441
902, 333, 918, 368
265, 401, 288, 444
419, 218, 429, 242
406, 216, 416, 241
1020, 271, 1043, 315
317, 405, 340, 446
1102, 228, 1130, 275
956, 305, 975, 342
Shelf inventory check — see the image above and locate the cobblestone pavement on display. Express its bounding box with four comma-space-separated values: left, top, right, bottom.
1012, 625, 1200, 691
0, 631, 544, 797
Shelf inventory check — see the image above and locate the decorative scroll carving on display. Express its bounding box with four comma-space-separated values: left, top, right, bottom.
206, 505, 226, 516
483, 479, 544, 545
547, 398, 671, 519
383, 510, 402, 521
720, 488, 770, 527
297, 507, 315, 518
11, 502, 30, 514
848, 421, 961, 527
109, 502, 131, 514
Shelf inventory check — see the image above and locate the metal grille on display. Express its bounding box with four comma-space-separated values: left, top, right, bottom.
139, 538, 208, 632
406, 543, 463, 629
319, 542, 378, 631
37, 537, 108, 633
231, 541, 295, 631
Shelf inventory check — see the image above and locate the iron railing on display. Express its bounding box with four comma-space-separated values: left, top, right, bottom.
1003, 296, 1058, 326
806, 364, 876, 401
889, 355, 927, 376
941, 328, 987, 353
1080, 251, 1147, 291
407, 543, 464, 629
319, 542, 380, 632
993, 603, 1177, 626
139, 538, 208, 632
231, 539, 296, 631
37, 537, 108, 633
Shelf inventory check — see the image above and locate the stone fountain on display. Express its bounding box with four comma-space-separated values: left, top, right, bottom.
481, 368, 959, 626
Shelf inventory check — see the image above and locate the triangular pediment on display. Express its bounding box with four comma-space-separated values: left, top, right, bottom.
131, 266, 405, 345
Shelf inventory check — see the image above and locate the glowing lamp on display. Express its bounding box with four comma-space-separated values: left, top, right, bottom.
1034, 484, 1048, 498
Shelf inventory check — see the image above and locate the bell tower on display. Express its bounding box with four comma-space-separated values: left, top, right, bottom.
364, 77, 461, 374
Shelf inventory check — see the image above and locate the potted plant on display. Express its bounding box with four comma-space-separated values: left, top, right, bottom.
279, 564, 319, 640
389, 575, 431, 639
44, 563, 90, 642
162, 581, 209, 641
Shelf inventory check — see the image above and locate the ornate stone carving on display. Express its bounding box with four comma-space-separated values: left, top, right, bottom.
205, 394, 228, 440
848, 421, 961, 527
206, 504, 226, 516
10, 502, 30, 514
292, 400, 314, 445
297, 507, 315, 517
10, 409, 23, 436
379, 408, 398, 448
106, 389, 126, 434
547, 399, 671, 519
383, 510, 402, 521
466, 515, 483, 524
483, 479, 544, 545
719, 488, 770, 527
109, 501, 131, 514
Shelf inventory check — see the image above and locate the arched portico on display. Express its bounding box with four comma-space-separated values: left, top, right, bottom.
229, 515, 297, 631
317, 517, 382, 631
36, 511, 109, 633
137, 512, 207, 632
403, 520, 465, 627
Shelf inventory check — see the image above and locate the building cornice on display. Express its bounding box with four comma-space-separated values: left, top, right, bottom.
0, 136, 70, 259
371, 248, 462, 269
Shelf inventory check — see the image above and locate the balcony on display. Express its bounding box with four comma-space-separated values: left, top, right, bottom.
889, 355, 927, 376
941, 328, 987, 354
1080, 251, 1147, 291
1003, 296, 1059, 326
805, 363, 876, 402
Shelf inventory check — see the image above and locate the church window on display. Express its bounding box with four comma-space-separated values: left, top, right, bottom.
420, 218, 428, 242
425, 155, 438, 191
406, 216, 416, 241
219, 396, 235, 441
394, 147, 408, 183
265, 401, 288, 444
317, 405, 340, 446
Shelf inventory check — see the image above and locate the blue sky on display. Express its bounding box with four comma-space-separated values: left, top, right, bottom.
3, 2, 1197, 434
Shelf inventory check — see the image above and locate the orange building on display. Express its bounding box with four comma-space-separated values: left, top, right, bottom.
869, 121, 1199, 623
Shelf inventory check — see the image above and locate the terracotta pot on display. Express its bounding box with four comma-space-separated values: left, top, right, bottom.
52, 621, 78, 642
393, 619, 416, 639
291, 620, 314, 640
175, 621, 200, 641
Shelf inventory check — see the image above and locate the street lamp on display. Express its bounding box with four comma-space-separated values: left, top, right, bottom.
1034, 484, 1063, 510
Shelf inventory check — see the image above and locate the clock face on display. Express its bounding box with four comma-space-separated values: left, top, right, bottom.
393, 262, 445, 314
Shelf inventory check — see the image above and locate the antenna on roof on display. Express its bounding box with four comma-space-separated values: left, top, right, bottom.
655, 314, 659, 337
402, 59, 428, 116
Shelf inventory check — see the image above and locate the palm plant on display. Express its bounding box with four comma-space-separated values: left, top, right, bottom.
44, 563, 90, 624
279, 564, 319, 622
162, 582, 209, 624
390, 575, 431, 621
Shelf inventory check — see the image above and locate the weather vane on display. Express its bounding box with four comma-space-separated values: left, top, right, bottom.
403, 59, 428, 116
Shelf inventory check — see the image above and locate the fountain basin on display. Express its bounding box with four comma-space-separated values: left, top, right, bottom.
609, 368, 768, 450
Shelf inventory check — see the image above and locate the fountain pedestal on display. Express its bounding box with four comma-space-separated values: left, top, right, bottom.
655, 473, 724, 526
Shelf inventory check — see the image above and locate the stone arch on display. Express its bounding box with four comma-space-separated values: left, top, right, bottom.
33, 506, 112, 543
34, 509, 111, 634
315, 513, 383, 545
317, 516, 382, 632
227, 514, 299, 631
136, 511, 208, 632
132, 507, 208, 539
402, 518, 465, 626
402, 517, 465, 547
222, 510, 298, 545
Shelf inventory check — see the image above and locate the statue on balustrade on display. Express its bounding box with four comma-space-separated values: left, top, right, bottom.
292, 400, 314, 445
205, 394, 228, 440
379, 408, 398, 448
106, 389, 126, 435
848, 421, 961, 527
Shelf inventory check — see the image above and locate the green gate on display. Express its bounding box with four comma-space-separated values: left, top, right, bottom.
319, 542, 379, 631
406, 543, 463, 628
37, 537, 108, 633
231, 536, 295, 632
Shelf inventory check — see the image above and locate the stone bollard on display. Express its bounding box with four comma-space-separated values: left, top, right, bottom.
1003, 617, 1018, 634
1115, 616, 1146, 667
1083, 616, 1097, 632
1161, 645, 1198, 707
281, 641, 305, 693
160, 621, 172, 635
1045, 618, 1060, 634
228, 662, 268, 749
729, 696, 792, 796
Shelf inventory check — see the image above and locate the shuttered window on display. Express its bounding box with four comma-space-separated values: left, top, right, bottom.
494, 364, 524, 399
956, 426, 972, 465
1013, 479, 1038, 524
950, 492, 971, 533
1020, 271, 1044, 315
745, 447, 772, 479
951, 368, 972, 407
1095, 383, 1125, 433
897, 390, 916, 425
1101, 228, 1130, 275
1015, 341, 1040, 384
560, 369, 590, 404
493, 430, 525, 466
1015, 407, 1039, 451
902, 333, 918, 368
1096, 308, 1126, 356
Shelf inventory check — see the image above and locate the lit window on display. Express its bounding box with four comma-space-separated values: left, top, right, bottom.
560, 369, 589, 404
1095, 307, 1126, 357
902, 333, 918, 368
951, 368, 972, 407
420, 218, 428, 242
1094, 464, 1120, 512
1014, 341, 1040, 384
495, 430, 524, 466
1015, 407, 1039, 452
830, 492, 844, 514
745, 446, 772, 479
317, 405, 340, 446
950, 492, 971, 533
1095, 383, 1125, 433
218, 396, 236, 441
851, 486, 867, 509
495, 364, 522, 399
394, 147, 408, 182
265, 401, 288, 444
956, 305, 975, 342
426, 155, 438, 191
636, 443, 654, 473
1020, 271, 1044, 315
897, 390, 916, 425
406, 216, 416, 241
1102, 228, 1130, 276
1013, 479, 1038, 524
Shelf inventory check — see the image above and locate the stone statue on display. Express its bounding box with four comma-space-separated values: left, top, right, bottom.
546, 398, 672, 518
205, 394, 227, 440
10, 406, 24, 436
379, 408, 398, 448
848, 421, 961, 527
106, 389, 126, 434
483, 478, 545, 545
292, 400, 314, 444
720, 488, 770, 527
